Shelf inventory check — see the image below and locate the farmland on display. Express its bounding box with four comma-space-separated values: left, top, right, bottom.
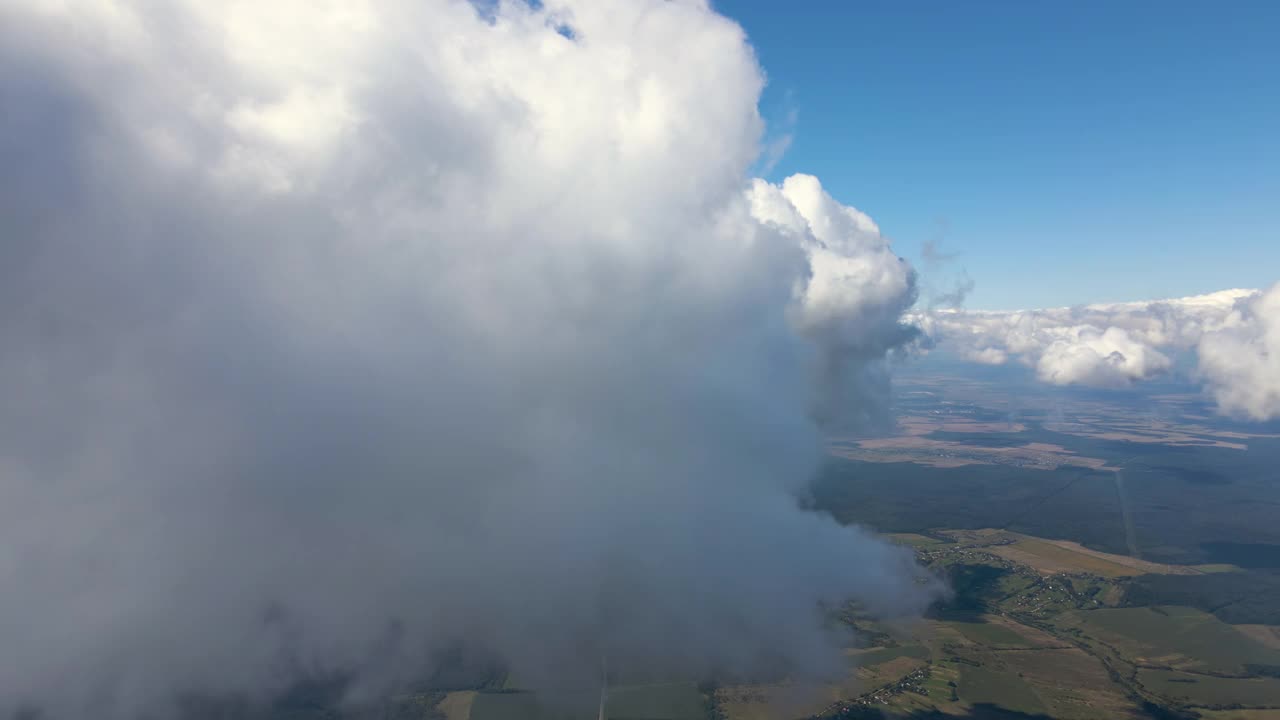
1138, 670, 1280, 708
1058, 606, 1280, 675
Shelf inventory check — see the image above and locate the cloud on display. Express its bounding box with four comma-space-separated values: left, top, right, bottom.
962, 347, 1008, 365
920, 239, 959, 266
1034, 326, 1172, 387
755, 95, 797, 177
0, 1, 935, 716
916, 235, 973, 311
749, 174, 919, 427
758, 131, 793, 175
916, 287, 1280, 416
1198, 284, 1280, 420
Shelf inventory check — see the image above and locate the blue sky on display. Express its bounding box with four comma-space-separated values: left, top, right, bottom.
715, 1, 1279, 309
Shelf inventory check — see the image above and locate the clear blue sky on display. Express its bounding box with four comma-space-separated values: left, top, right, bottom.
715, 1, 1279, 309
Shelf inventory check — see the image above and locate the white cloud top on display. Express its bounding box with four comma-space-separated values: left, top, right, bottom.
0, 0, 931, 716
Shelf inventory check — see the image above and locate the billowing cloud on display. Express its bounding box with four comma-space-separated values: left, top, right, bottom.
1198, 284, 1280, 420
1034, 325, 1172, 387
749, 174, 919, 427
0, 1, 934, 717
917, 287, 1280, 418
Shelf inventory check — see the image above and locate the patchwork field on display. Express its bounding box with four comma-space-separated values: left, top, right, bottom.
941, 527, 1235, 577
1138, 669, 1280, 708
714, 682, 847, 720
1007, 647, 1136, 719
884, 532, 944, 548
1239, 625, 1280, 650
847, 644, 930, 667
788, 376, 1280, 717
1019, 535, 1199, 575
1060, 606, 1280, 674
957, 664, 1046, 715
947, 619, 1032, 647
829, 430, 1116, 471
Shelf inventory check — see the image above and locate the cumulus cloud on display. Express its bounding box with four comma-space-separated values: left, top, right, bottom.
0, 0, 933, 716
1034, 325, 1172, 386
1198, 284, 1280, 420
917, 287, 1280, 417
749, 174, 919, 427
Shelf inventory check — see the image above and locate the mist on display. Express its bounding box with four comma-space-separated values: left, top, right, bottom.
0, 1, 939, 716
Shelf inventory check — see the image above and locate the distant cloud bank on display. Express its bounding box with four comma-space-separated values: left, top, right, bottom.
914, 285, 1280, 419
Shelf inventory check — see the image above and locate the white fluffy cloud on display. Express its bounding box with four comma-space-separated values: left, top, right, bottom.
0, 1, 931, 716
918, 287, 1280, 418
1198, 284, 1280, 420
1034, 325, 1172, 386
750, 174, 918, 425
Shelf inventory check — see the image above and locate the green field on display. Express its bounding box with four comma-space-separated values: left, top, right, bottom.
851, 644, 930, 667
886, 532, 946, 547
1065, 606, 1280, 673
1009, 648, 1138, 719
957, 665, 1046, 715
1139, 669, 1280, 708
604, 682, 708, 720
949, 620, 1031, 647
